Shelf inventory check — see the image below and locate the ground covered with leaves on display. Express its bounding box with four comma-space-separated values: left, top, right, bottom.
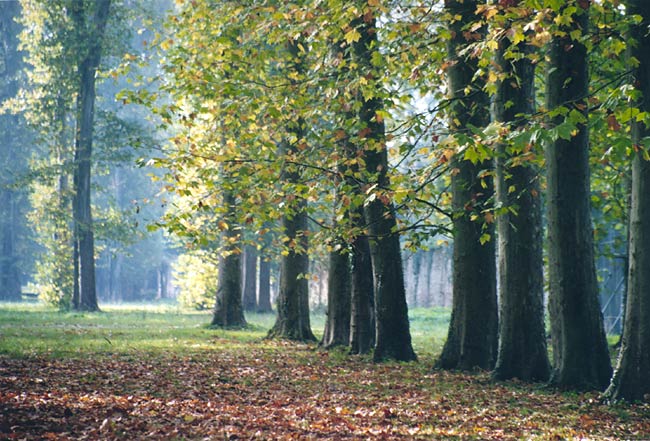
1, 305, 649, 440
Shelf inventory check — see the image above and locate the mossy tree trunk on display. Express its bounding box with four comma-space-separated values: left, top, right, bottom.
545, 2, 612, 390
436, 0, 498, 371
604, 0, 650, 403
491, 3, 550, 382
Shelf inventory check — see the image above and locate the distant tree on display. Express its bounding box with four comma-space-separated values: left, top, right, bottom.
436, 0, 498, 371
242, 244, 258, 312
604, 0, 650, 402
545, 1, 612, 389
0, 0, 26, 301
491, 2, 550, 382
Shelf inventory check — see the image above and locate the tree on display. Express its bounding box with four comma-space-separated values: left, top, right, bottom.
491, 2, 550, 382
603, 0, 650, 402
69, 0, 112, 311
242, 244, 258, 312
212, 189, 246, 328
267, 39, 316, 342
352, 12, 416, 362
321, 245, 351, 348
436, 0, 498, 371
545, 1, 612, 389
0, 0, 26, 302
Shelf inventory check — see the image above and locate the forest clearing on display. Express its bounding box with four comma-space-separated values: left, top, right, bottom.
1, 304, 649, 440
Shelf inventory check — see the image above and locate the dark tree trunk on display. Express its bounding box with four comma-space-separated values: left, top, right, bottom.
349, 229, 375, 355
70, 0, 111, 312
321, 247, 351, 348
491, 6, 550, 382
437, 0, 498, 371
242, 244, 258, 311
352, 16, 416, 362
545, 2, 612, 390
268, 39, 315, 342
257, 247, 273, 312
604, 0, 650, 402
268, 198, 315, 341
212, 191, 246, 328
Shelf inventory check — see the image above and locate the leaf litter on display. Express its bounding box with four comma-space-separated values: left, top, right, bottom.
1, 340, 649, 440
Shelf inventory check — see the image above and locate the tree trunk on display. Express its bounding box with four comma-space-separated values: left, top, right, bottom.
437, 0, 498, 371
257, 251, 273, 313
0, 1, 23, 302
70, 0, 111, 312
321, 247, 351, 348
352, 16, 416, 362
242, 244, 258, 311
604, 0, 650, 402
491, 5, 550, 382
268, 198, 315, 340
267, 38, 315, 342
349, 229, 375, 355
212, 191, 246, 328
545, 2, 612, 390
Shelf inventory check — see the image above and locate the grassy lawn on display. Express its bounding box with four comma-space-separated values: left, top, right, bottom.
1, 302, 648, 440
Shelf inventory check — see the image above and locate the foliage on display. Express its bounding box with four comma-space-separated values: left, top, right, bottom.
172, 250, 219, 310
0, 304, 649, 439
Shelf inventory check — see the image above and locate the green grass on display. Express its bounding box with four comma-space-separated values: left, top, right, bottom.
0, 302, 447, 359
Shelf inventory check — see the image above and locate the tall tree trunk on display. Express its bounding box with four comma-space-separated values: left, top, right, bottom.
545, 2, 612, 389
0, 1, 23, 302
242, 244, 258, 311
70, 0, 111, 312
212, 190, 246, 328
349, 227, 375, 355
491, 4, 550, 382
257, 234, 273, 313
436, 0, 498, 371
604, 0, 650, 402
352, 15, 416, 362
321, 246, 351, 348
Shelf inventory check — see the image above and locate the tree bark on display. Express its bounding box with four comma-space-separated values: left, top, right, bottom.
321, 246, 351, 348
242, 244, 258, 311
437, 0, 498, 371
352, 15, 416, 362
212, 190, 246, 328
545, 2, 612, 390
70, 0, 112, 312
257, 239, 273, 313
604, 0, 650, 403
491, 5, 550, 382
349, 228, 375, 355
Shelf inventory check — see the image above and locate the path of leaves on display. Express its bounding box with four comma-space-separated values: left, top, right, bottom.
1, 340, 649, 440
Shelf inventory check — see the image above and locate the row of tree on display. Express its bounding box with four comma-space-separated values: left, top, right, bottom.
144, 0, 649, 403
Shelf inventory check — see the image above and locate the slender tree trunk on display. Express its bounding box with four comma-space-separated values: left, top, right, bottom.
492, 5, 550, 382
212, 190, 246, 328
242, 244, 258, 311
545, 2, 612, 389
70, 0, 111, 312
350, 15, 415, 362
437, 0, 498, 371
257, 241, 273, 313
321, 246, 351, 348
604, 0, 650, 402
0, 190, 21, 301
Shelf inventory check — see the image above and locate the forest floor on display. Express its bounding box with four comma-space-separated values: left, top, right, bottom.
0, 303, 648, 440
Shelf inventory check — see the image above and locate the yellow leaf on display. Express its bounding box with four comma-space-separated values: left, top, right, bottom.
344, 29, 361, 44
